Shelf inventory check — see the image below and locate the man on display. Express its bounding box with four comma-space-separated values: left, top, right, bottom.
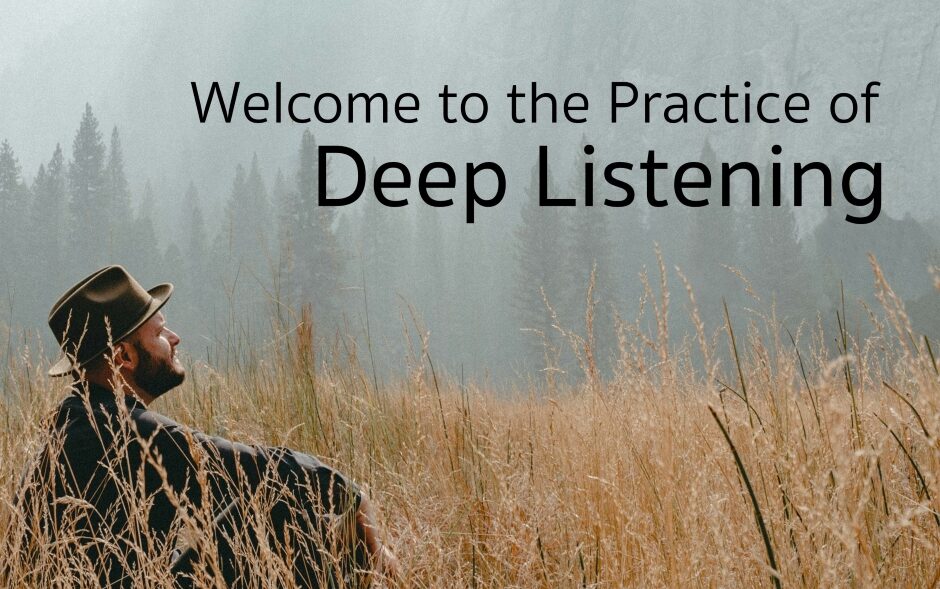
17, 265, 398, 587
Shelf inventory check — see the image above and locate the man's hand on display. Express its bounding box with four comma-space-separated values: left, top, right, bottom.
356, 492, 401, 585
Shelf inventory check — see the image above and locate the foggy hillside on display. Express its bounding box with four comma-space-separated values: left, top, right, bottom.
1, 1, 938, 383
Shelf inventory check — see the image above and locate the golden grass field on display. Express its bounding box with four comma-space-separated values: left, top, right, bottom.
1, 259, 939, 587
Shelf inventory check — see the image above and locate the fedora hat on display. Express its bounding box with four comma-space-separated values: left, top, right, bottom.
47, 265, 173, 377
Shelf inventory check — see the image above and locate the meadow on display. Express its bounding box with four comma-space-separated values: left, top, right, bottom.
1, 258, 938, 587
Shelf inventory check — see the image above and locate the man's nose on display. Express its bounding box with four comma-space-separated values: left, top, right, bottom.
167, 328, 181, 346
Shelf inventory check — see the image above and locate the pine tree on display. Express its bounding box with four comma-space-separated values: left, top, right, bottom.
184, 182, 209, 277
221, 153, 272, 277
218, 164, 247, 260
31, 163, 48, 255
214, 164, 255, 332
563, 136, 616, 373
28, 145, 69, 317
603, 146, 649, 316
356, 159, 408, 370
0, 140, 22, 206
31, 145, 67, 276
513, 160, 567, 369
741, 166, 818, 321
131, 181, 160, 284
182, 182, 212, 315
279, 130, 345, 323
0, 140, 29, 309
566, 138, 614, 301
106, 127, 135, 255
68, 104, 109, 268
155, 182, 215, 344
359, 160, 395, 295
334, 210, 357, 285
213, 155, 274, 337
246, 153, 273, 257
273, 168, 290, 244
273, 168, 296, 324
645, 157, 693, 273
684, 139, 740, 316
0, 140, 24, 245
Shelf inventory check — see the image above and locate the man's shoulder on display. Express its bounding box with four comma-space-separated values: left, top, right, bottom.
128, 404, 190, 438
53, 391, 112, 424
47, 391, 120, 441
33, 392, 118, 465
51, 385, 159, 435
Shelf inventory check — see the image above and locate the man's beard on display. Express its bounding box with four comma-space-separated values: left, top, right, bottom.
135, 344, 185, 400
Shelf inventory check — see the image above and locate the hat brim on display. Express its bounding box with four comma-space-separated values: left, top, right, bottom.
48, 283, 174, 377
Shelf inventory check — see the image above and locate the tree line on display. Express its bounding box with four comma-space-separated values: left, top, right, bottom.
1, 105, 937, 383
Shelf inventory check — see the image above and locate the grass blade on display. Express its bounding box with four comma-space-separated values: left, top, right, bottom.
709, 405, 782, 589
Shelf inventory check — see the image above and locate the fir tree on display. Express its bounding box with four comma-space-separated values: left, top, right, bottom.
218, 163, 247, 259
359, 160, 396, 295
217, 155, 273, 337
513, 161, 567, 369
563, 136, 616, 372
183, 182, 211, 302
741, 166, 818, 321
645, 158, 693, 273
272, 168, 290, 248
279, 130, 345, 323
356, 158, 408, 370
0, 140, 25, 247
222, 153, 272, 277
31, 145, 67, 276
684, 139, 740, 315
0, 140, 29, 309
602, 141, 648, 315
31, 163, 48, 254
28, 147, 67, 316
0, 140, 22, 206
131, 181, 160, 284
273, 168, 295, 324
184, 182, 209, 275
106, 127, 135, 254
566, 138, 614, 303
68, 104, 108, 267
214, 164, 257, 332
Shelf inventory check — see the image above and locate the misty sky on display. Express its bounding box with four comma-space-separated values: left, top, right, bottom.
2, 1, 939, 382
2, 1, 938, 230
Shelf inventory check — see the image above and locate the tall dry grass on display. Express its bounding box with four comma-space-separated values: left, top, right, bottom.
1, 257, 939, 587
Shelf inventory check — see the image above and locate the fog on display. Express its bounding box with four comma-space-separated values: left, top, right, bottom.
1, 1, 938, 384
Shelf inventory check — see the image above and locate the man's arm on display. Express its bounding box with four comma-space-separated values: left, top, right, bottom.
136, 408, 400, 580
354, 491, 400, 584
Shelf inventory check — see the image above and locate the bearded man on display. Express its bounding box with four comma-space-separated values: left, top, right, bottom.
16, 265, 398, 588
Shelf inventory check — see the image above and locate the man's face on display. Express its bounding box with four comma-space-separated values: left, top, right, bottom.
128, 311, 185, 399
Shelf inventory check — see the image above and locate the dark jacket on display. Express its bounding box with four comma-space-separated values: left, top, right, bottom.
17, 382, 361, 587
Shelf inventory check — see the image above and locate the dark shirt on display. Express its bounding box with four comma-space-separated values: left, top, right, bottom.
18, 382, 361, 587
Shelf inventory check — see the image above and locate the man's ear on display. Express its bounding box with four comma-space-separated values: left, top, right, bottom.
113, 340, 139, 372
